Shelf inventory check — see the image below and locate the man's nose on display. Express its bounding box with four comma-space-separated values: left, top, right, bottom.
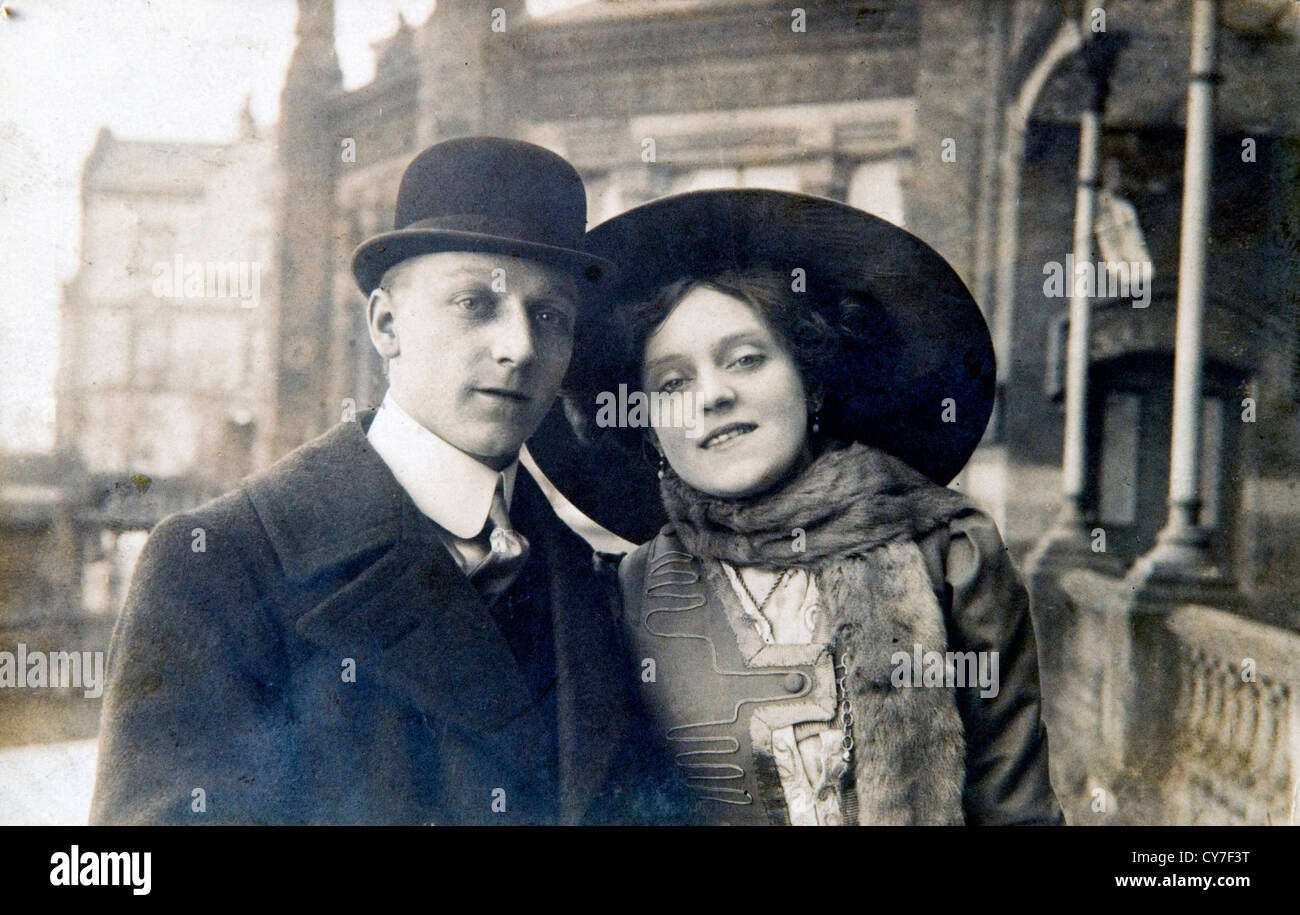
489, 298, 537, 367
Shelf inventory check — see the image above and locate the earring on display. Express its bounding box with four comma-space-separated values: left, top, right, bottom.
811, 411, 821, 435
657, 454, 666, 480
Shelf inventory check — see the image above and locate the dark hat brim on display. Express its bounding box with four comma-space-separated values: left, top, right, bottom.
351, 228, 618, 296
527, 189, 995, 545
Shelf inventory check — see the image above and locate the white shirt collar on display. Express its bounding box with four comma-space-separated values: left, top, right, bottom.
366, 391, 518, 539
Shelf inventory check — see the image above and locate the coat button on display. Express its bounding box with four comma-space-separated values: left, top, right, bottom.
782, 672, 805, 693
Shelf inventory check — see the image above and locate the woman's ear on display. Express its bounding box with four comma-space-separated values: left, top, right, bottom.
640, 431, 664, 473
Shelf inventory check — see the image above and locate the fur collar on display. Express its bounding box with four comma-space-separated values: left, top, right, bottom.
820, 539, 966, 824
659, 440, 970, 568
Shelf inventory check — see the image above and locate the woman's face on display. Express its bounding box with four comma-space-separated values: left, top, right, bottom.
641, 285, 812, 499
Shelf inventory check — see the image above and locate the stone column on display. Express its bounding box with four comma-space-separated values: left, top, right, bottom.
1129, 0, 1231, 593
971, 0, 1009, 321
1026, 22, 1126, 572
1057, 107, 1102, 533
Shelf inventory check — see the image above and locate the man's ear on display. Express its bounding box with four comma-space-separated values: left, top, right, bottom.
367, 288, 400, 360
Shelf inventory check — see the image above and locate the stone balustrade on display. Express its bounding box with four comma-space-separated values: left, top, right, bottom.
1042, 569, 1299, 825
1163, 605, 1299, 824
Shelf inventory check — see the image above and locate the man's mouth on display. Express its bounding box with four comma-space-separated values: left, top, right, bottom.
475, 386, 531, 403
698, 422, 757, 450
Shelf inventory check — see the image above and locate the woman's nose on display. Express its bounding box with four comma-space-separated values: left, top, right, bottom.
696, 371, 736, 413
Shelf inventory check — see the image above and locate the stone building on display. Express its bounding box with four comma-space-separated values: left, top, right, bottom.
6, 112, 281, 742
9, 113, 274, 733
57, 120, 279, 488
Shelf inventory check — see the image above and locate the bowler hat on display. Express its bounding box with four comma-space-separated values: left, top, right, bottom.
527, 189, 995, 544
351, 137, 615, 295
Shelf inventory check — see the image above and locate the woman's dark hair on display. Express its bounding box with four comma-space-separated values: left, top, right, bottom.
617, 267, 841, 402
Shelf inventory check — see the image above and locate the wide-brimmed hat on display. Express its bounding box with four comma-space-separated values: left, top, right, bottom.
526, 189, 995, 545
351, 136, 616, 295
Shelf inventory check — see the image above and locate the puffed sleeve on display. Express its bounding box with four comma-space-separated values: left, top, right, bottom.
918, 507, 1064, 825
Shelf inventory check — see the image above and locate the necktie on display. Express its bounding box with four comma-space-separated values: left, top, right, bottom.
467, 476, 531, 605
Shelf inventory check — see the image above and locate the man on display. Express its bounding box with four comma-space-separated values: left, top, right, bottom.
90, 137, 689, 825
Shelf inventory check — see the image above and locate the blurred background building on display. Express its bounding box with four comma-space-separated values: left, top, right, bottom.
3, 0, 1298, 824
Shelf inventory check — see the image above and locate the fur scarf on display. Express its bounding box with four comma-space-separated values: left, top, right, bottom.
659, 441, 970, 824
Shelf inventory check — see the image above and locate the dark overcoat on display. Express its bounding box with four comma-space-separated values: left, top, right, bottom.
90, 413, 690, 825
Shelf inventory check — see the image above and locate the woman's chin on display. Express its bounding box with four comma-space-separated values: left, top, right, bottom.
678, 464, 795, 501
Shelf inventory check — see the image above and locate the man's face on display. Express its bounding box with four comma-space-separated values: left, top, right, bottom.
368, 251, 579, 468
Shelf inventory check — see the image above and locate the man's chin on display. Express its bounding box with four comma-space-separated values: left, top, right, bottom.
454, 426, 538, 467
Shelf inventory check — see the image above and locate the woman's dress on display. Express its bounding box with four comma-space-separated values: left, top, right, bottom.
618, 507, 1063, 826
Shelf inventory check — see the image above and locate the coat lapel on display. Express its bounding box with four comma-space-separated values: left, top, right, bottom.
294, 510, 543, 737
247, 415, 542, 744
246, 412, 639, 817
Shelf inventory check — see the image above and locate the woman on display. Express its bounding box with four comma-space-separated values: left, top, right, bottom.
552, 190, 1061, 825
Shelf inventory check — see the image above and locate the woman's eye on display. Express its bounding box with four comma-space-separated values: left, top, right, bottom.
659, 377, 687, 393
452, 295, 480, 311
728, 352, 766, 370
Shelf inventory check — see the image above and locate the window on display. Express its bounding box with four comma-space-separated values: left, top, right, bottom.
1198, 396, 1224, 527
1098, 391, 1141, 525
847, 160, 905, 227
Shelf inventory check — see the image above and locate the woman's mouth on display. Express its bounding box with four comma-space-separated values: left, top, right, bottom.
699, 422, 757, 450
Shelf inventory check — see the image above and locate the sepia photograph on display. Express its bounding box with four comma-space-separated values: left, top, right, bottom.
0, 0, 1298, 866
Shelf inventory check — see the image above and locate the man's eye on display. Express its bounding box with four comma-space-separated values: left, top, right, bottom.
452, 295, 481, 311
659, 377, 687, 393
535, 308, 572, 330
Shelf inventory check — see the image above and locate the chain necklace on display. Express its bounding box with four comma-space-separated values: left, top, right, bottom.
737, 567, 852, 763
734, 567, 793, 615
